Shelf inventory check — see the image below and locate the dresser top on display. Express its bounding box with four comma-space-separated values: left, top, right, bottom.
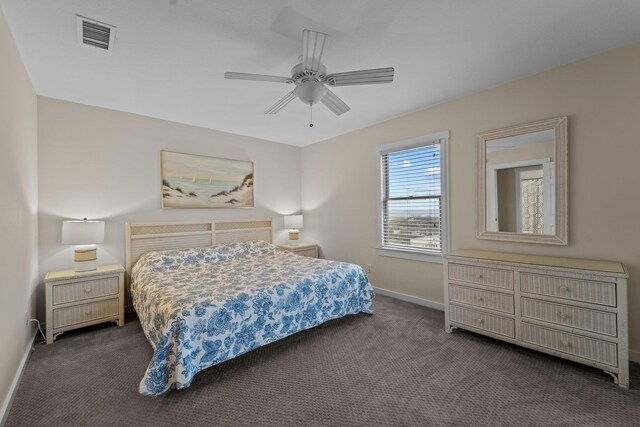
45, 264, 125, 282
448, 249, 626, 276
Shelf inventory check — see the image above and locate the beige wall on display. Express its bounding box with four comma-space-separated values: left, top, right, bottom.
0, 6, 38, 420
37, 98, 301, 318
301, 42, 640, 360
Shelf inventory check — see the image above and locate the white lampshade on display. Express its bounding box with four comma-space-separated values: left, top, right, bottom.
284, 215, 303, 229
62, 220, 105, 245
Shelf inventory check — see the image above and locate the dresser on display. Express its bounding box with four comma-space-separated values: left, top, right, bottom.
45, 264, 125, 344
444, 249, 629, 388
277, 242, 319, 258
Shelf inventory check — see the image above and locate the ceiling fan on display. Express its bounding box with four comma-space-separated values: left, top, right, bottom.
224, 29, 394, 127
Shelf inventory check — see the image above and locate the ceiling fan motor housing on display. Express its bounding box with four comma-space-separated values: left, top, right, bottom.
290, 62, 327, 82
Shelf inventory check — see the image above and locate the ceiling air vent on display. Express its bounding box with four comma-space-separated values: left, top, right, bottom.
76, 16, 116, 51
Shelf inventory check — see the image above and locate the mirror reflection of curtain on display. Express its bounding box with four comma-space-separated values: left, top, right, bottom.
521, 178, 543, 233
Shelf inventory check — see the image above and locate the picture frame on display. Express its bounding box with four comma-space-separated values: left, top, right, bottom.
161, 150, 254, 209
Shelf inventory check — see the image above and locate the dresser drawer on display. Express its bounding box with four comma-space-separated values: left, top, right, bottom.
521, 298, 617, 337
448, 263, 514, 290
520, 273, 616, 307
52, 276, 119, 305
449, 305, 515, 338
449, 284, 514, 314
53, 298, 119, 329
521, 322, 617, 366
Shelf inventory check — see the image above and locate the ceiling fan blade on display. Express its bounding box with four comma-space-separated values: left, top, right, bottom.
325, 67, 394, 86
302, 29, 328, 74
265, 91, 297, 114
225, 72, 293, 84
321, 88, 351, 116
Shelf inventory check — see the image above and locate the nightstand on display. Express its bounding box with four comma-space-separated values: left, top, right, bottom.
45, 264, 125, 344
278, 242, 319, 258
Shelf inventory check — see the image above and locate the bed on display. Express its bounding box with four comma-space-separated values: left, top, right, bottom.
126, 220, 374, 396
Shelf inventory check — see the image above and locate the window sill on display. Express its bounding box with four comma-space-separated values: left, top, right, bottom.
376, 247, 443, 264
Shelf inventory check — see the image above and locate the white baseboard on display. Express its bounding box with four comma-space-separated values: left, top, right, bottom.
0, 329, 37, 425
629, 348, 640, 364
373, 286, 444, 311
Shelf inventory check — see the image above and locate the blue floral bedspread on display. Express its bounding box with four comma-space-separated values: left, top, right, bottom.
131, 240, 374, 396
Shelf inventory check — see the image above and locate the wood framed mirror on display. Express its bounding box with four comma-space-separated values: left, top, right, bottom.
477, 116, 568, 245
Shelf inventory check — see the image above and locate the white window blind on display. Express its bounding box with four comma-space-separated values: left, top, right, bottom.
381, 141, 443, 254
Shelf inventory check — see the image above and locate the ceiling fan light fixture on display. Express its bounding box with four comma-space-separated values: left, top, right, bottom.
294, 81, 327, 105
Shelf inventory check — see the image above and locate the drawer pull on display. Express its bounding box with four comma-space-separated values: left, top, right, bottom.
559, 285, 571, 293
561, 340, 571, 347
84, 308, 92, 315
476, 274, 483, 280
476, 318, 485, 325
476, 296, 485, 302
84, 287, 92, 293
557, 311, 570, 320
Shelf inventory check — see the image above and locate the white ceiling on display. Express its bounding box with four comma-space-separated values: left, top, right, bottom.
3, 0, 640, 147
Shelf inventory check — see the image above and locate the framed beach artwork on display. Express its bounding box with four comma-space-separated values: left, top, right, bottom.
161, 151, 254, 208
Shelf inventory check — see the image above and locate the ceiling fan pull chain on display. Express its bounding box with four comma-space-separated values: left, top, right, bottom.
309, 104, 314, 127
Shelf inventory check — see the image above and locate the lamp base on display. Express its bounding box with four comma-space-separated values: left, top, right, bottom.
74, 245, 98, 272
288, 230, 300, 246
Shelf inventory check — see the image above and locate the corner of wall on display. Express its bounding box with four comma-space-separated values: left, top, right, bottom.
0, 3, 39, 421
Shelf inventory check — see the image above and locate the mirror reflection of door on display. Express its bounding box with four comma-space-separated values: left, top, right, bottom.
489, 160, 553, 233
485, 128, 555, 235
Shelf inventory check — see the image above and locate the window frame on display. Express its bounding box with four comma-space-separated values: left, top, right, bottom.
376, 131, 450, 264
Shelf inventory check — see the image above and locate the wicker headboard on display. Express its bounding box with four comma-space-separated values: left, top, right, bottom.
124, 218, 272, 312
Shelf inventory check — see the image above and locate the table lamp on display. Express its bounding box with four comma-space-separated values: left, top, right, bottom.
62, 218, 105, 271
284, 214, 303, 245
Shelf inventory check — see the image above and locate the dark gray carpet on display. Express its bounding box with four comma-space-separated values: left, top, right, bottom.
6, 295, 640, 426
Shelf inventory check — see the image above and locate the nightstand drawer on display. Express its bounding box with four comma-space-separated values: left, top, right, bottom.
521, 322, 618, 367
278, 243, 318, 258
53, 298, 119, 329
52, 276, 119, 305
448, 263, 514, 290
294, 247, 318, 258
520, 273, 616, 307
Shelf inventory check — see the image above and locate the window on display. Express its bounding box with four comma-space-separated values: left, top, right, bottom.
377, 132, 449, 263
